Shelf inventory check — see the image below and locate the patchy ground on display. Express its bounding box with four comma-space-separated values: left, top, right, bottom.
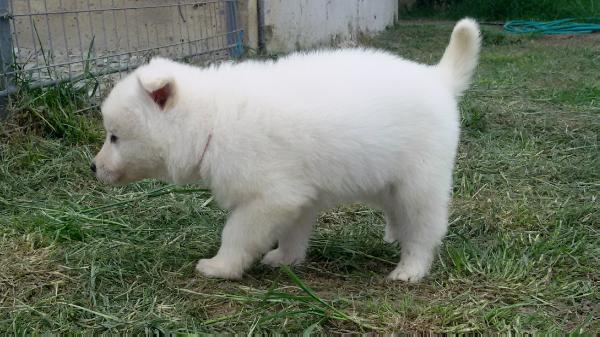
1, 21, 598, 334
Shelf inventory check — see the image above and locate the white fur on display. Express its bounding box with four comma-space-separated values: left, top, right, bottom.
93, 19, 481, 282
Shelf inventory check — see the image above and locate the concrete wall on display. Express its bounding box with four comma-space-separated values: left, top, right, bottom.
247, 0, 399, 52
10, 1, 408, 63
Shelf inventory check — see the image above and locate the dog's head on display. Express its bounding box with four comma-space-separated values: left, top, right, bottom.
92, 58, 179, 185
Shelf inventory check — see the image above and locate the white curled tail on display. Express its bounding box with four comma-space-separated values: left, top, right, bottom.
438, 18, 481, 97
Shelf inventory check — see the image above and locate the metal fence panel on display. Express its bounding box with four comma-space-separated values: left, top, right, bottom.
0, 0, 14, 117
0, 0, 243, 103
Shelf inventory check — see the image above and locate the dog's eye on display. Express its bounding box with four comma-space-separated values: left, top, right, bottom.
110, 135, 118, 143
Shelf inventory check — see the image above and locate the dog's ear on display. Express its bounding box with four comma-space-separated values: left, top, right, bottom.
137, 63, 175, 110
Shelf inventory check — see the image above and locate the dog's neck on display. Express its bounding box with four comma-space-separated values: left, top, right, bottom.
163, 129, 213, 185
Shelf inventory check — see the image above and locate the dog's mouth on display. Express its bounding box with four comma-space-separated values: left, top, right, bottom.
95, 167, 127, 185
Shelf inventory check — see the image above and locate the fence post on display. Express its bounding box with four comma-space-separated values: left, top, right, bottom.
0, 0, 14, 119
257, 0, 265, 52
225, 0, 243, 57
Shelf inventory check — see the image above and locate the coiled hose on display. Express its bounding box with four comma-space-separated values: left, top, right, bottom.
504, 19, 600, 35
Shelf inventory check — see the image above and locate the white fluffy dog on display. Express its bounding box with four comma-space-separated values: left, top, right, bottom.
92, 19, 481, 282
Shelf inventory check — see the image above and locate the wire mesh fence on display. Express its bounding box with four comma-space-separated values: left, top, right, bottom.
0, 0, 243, 109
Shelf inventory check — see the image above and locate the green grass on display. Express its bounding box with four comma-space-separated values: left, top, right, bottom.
1, 22, 599, 334
403, 0, 600, 21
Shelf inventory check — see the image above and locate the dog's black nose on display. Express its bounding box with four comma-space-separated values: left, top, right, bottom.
90, 162, 97, 173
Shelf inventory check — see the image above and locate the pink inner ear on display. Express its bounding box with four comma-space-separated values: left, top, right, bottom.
150, 84, 171, 109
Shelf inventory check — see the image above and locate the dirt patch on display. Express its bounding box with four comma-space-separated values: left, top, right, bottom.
0, 234, 72, 307
535, 32, 600, 47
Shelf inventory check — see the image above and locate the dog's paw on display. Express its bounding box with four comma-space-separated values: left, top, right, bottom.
387, 262, 428, 283
261, 248, 304, 267
195, 258, 243, 280
383, 224, 399, 243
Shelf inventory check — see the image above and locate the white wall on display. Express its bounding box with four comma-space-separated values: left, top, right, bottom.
260, 0, 398, 52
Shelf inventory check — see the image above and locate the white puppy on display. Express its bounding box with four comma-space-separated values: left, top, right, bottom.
93, 19, 481, 282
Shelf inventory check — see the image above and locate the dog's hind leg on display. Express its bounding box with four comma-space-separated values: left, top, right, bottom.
261, 207, 317, 267
385, 176, 451, 282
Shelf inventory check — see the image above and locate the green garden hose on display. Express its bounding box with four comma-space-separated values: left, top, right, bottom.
504, 19, 600, 34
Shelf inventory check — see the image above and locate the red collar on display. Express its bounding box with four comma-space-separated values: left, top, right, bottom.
198, 133, 212, 176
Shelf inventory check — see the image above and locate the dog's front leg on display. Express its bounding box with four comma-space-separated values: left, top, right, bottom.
195, 198, 299, 279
